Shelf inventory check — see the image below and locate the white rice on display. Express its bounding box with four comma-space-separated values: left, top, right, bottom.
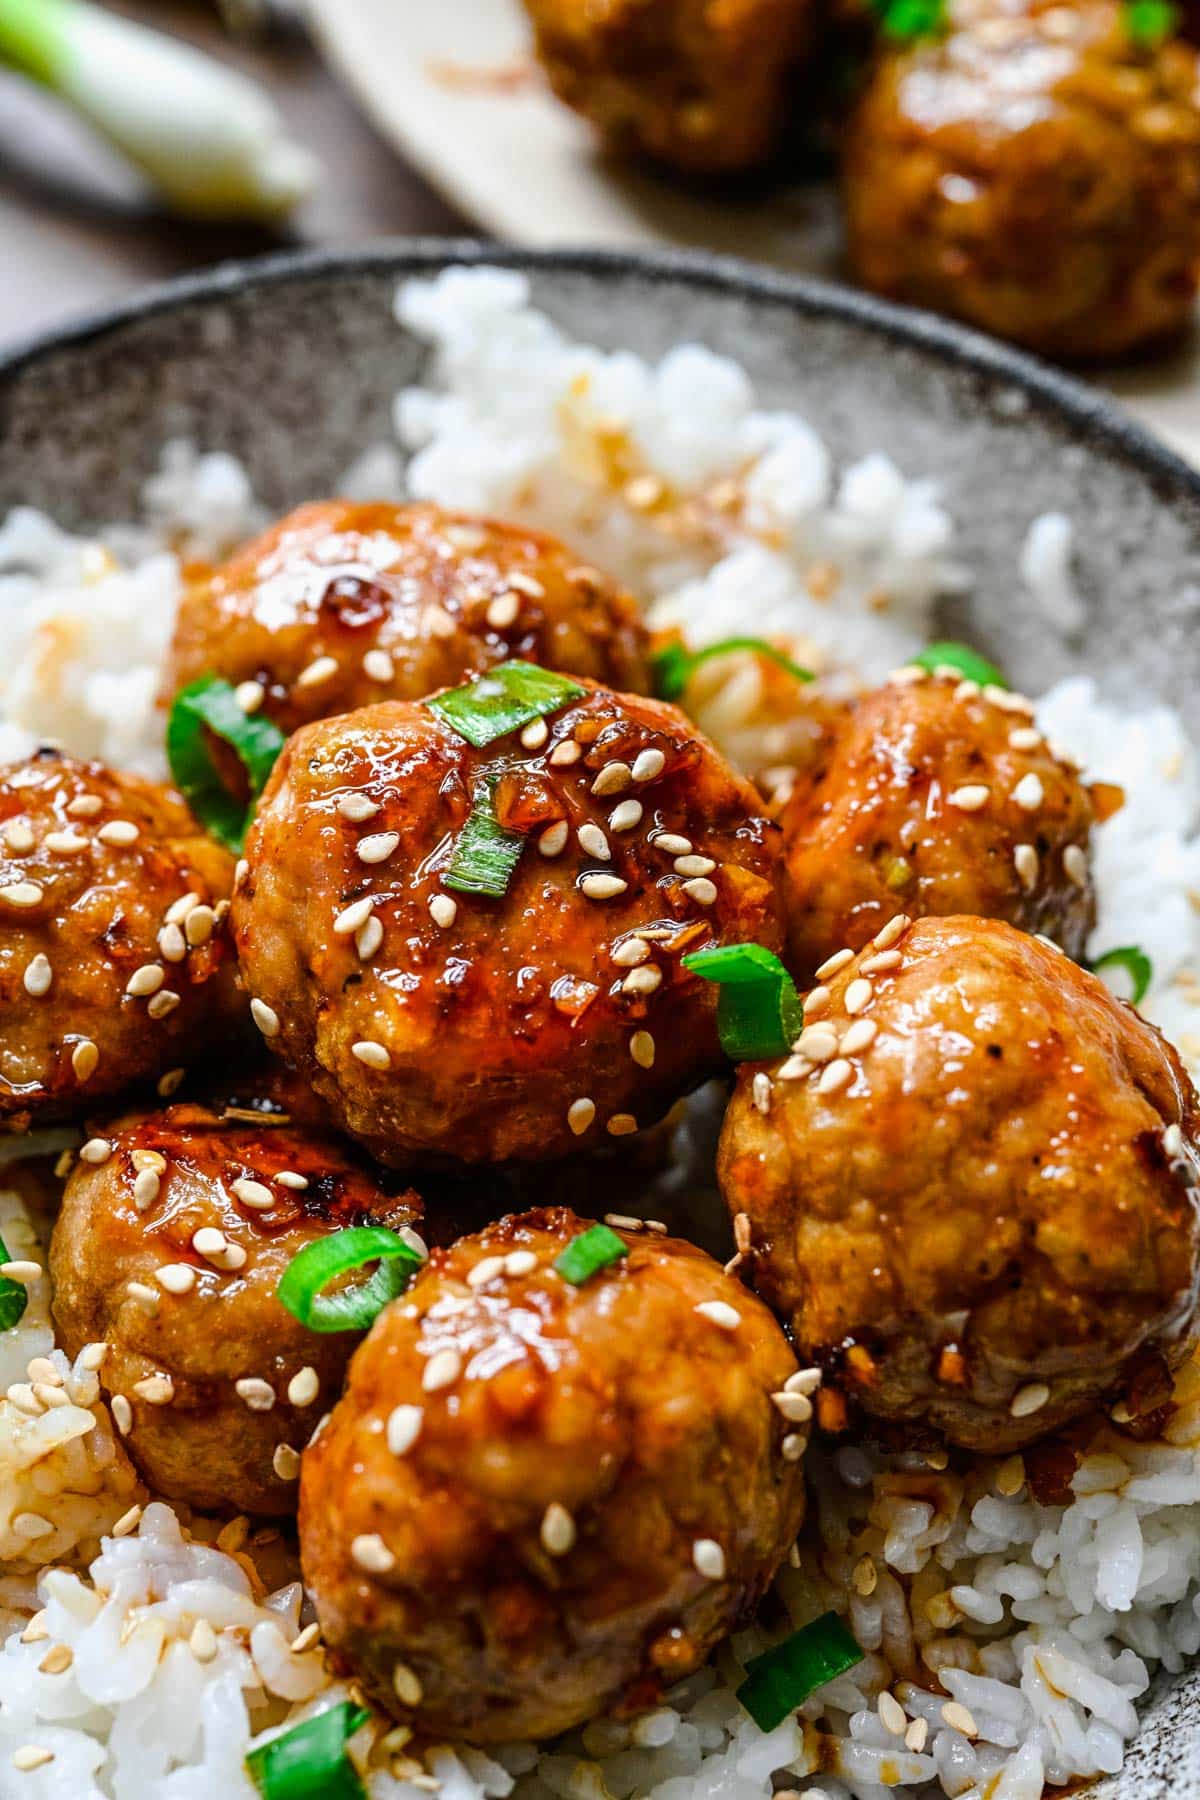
1, 267, 1200, 1798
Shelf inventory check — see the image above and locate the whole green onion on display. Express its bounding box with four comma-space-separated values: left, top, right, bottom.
683, 943, 804, 1062
554, 1224, 628, 1286
1091, 944, 1153, 1007
428, 661, 585, 750
652, 638, 813, 705
0, 1236, 29, 1333
166, 675, 286, 854
911, 641, 1006, 688
277, 1227, 423, 1334
246, 1701, 369, 1800
737, 1612, 864, 1732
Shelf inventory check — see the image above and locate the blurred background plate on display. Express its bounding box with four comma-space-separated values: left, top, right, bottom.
306, 0, 1200, 467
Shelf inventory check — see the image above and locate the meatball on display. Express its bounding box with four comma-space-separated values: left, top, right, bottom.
779, 668, 1096, 981
50, 1102, 422, 1515
0, 752, 241, 1130
233, 677, 782, 1165
523, 0, 816, 172
300, 1207, 807, 1742
166, 502, 650, 737
717, 915, 1200, 1451
841, 0, 1200, 360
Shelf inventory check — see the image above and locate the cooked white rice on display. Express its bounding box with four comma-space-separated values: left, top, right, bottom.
1, 267, 1200, 1798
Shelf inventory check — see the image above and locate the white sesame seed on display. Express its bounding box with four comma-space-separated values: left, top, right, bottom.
66, 795, 102, 818
276, 1170, 309, 1191
363, 649, 395, 683
840, 1018, 878, 1056
816, 947, 854, 980
1014, 843, 1039, 891
37, 1642, 75, 1677
844, 978, 873, 1016
98, 820, 139, 846
520, 716, 549, 750
952, 677, 980, 699
22, 953, 52, 997
817, 1058, 854, 1096
873, 914, 911, 951
786, 1367, 823, 1395
148, 990, 181, 1021
1009, 726, 1042, 750
0, 881, 43, 907
486, 592, 520, 629
232, 1177, 274, 1212
235, 679, 265, 713
693, 1538, 726, 1580
632, 748, 666, 783
860, 950, 902, 975
683, 877, 717, 906
0, 1261, 40, 1285
79, 1137, 112, 1165
272, 1444, 301, 1481
352, 1532, 396, 1574
549, 740, 581, 767
537, 820, 568, 857
288, 1367, 321, 1407
235, 1377, 276, 1412
356, 915, 384, 960
251, 999, 280, 1038
630, 1030, 656, 1068
357, 830, 400, 865
612, 936, 650, 967
111, 1394, 132, 1434
296, 655, 338, 689
777, 1055, 813, 1082
622, 964, 663, 995
772, 1390, 813, 1423
577, 822, 611, 862
158, 922, 187, 962
1009, 1381, 1051, 1419
334, 896, 375, 935
695, 1300, 740, 1331
426, 602, 456, 638
1013, 772, 1045, 811
71, 1039, 99, 1081
941, 1701, 978, 1739
3, 819, 34, 850
508, 570, 545, 598
157, 1067, 186, 1097
12, 1747, 55, 1772
905, 1718, 929, 1752
1164, 1122, 1185, 1159
796, 1024, 839, 1063
156, 1264, 195, 1295
947, 783, 990, 812
429, 893, 458, 929
467, 1255, 506, 1289
126, 1280, 160, 1308
133, 1373, 175, 1406
290, 1623, 321, 1655
44, 829, 87, 853
132, 1170, 161, 1211
878, 1692, 907, 1736
607, 1113, 638, 1137
675, 854, 716, 878
393, 1662, 423, 1707
540, 1501, 577, 1557
803, 985, 831, 1018
165, 892, 202, 925
1063, 844, 1088, 888
782, 1433, 807, 1463
338, 793, 379, 823
125, 963, 163, 997
592, 761, 633, 797
387, 1404, 424, 1456
580, 872, 628, 900
652, 832, 692, 855
423, 1347, 462, 1392
505, 1250, 538, 1277
609, 799, 643, 832
752, 1071, 772, 1114
351, 1039, 391, 1070
567, 1097, 596, 1135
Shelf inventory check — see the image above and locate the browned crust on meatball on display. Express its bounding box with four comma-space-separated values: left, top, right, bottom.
0, 753, 242, 1129
717, 915, 1200, 1450
842, 0, 1200, 361
300, 1206, 806, 1743
233, 680, 783, 1165
166, 502, 651, 736
780, 671, 1096, 981
50, 1103, 421, 1516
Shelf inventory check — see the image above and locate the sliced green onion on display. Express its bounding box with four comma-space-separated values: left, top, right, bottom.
427, 661, 585, 749
246, 1701, 369, 1800
167, 675, 286, 854
554, 1224, 628, 1286
682, 943, 804, 1062
1091, 945, 1153, 1007
445, 775, 526, 899
651, 638, 813, 705
277, 1227, 423, 1334
737, 1612, 864, 1732
0, 1236, 29, 1333
871, 0, 948, 39
910, 641, 1006, 688
1124, 0, 1179, 44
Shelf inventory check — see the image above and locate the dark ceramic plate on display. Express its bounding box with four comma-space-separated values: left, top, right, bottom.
0, 242, 1197, 1793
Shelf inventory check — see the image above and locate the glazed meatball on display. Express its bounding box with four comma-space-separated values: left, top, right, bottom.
0, 752, 241, 1130
300, 1207, 807, 1742
50, 1103, 422, 1515
523, 0, 816, 172
842, 0, 1200, 360
166, 502, 650, 737
780, 668, 1096, 981
233, 678, 782, 1165
718, 915, 1200, 1451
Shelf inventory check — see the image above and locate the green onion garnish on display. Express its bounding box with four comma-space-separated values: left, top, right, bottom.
871, 0, 948, 39
682, 943, 804, 1062
277, 1227, 423, 1334
911, 641, 1006, 688
1091, 944, 1153, 1007
167, 675, 286, 854
427, 661, 585, 750
737, 1612, 864, 1732
554, 1224, 628, 1286
1124, 0, 1179, 44
246, 1701, 369, 1800
0, 1235, 29, 1333
445, 775, 526, 899
651, 638, 813, 705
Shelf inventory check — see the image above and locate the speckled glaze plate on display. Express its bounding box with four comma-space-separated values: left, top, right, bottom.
306, 0, 1200, 468
0, 242, 1198, 1791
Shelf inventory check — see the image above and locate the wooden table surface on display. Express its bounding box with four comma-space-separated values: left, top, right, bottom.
0, 2, 468, 352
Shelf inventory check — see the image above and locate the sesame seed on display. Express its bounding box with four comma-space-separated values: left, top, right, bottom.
538, 821, 568, 857
80, 1136, 112, 1164
873, 914, 911, 950
540, 1502, 576, 1557
98, 820, 139, 846
676, 855, 717, 882
567, 1097, 596, 1135
193, 1226, 227, 1258
132, 1169, 161, 1211
287, 1367, 320, 1408
251, 999, 280, 1038
695, 1300, 740, 1331
905, 1717, 929, 1752
66, 795, 102, 818
45, 829, 88, 853
947, 784, 990, 812
772, 1390, 813, 1423
796, 1024, 838, 1063
752, 1071, 772, 1114
549, 740, 581, 767
607, 1113, 637, 1137
781, 1432, 806, 1463
840, 1018, 878, 1056
580, 872, 628, 900
352, 1532, 396, 1574
334, 896, 375, 935
1009, 726, 1042, 750
952, 677, 980, 699
609, 799, 643, 832
351, 1039, 391, 1070
426, 602, 456, 638
276, 1170, 309, 1191
683, 877, 717, 906
338, 793, 379, 823
693, 1538, 726, 1580
357, 830, 400, 865
273, 1443, 302, 1482
1164, 1122, 1185, 1159
232, 1177, 274, 1211
652, 832, 692, 855
363, 649, 395, 683
111, 1394, 132, 1433
235, 679, 265, 713
12, 1747, 54, 1773
1009, 1381, 1050, 1418
817, 1058, 854, 1095
147, 991, 181, 1021
234, 860, 249, 885
3, 819, 34, 851
632, 748, 666, 783
622, 964, 662, 995
22, 954, 52, 997
844, 977, 873, 1015
995, 1454, 1026, 1496
38, 1642, 74, 1675
786, 1367, 822, 1396
1014, 843, 1039, 891
486, 593, 520, 629
0, 881, 43, 907
612, 936, 650, 967
576, 823, 612, 865
1064, 844, 1088, 888
165, 892, 202, 925
860, 950, 901, 975
157, 1067, 186, 1097
816, 947, 854, 980
519, 717, 549, 752
422, 1347, 462, 1392
133, 1373, 175, 1405
158, 922, 187, 962
393, 1663, 423, 1707
290, 1623, 321, 1655
111, 1505, 142, 1540
467, 1255, 506, 1288
1013, 773, 1045, 811
296, 655, 338, 689
630, 1030, 656, 1068
11, 1511, 53, 1539
355, 915, 384, 960
987, 686, 1035, 715
0, 1260, 40, 1286
941, 1701, 978, 1739
803, 985, 831, 1018
236, 1378, 276, 1412
506, 1250, 538, 1276
387, 1404, 424, 1456
156, 1264, 195, 1295
429, 894, 458, 930
777, 1055, 813, 1082
878, 1692, 906, 1736
592, 761, 633, 797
